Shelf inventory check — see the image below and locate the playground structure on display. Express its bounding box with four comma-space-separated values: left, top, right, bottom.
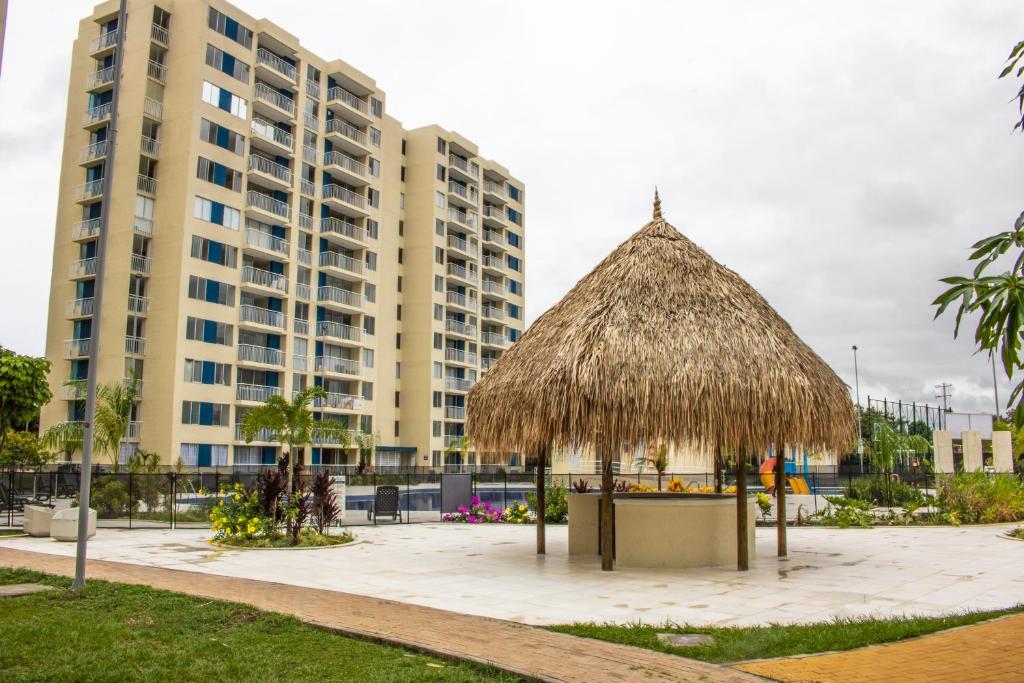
759, 454, 812, 495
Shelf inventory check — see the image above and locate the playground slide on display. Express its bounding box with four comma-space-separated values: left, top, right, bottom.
759, 457, 810, 494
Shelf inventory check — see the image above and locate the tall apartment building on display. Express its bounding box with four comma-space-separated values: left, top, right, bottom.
40, 0, 526, 471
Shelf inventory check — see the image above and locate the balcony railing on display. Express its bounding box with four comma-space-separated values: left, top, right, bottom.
481, 331, 507, 347
237, 383, 283, 402
313, 392, 363, 410
314, 356, 360, 376
445, 318, 477, 337
66, 298, 94, 318
133, 215, 154, 235
251, 118, 294, 149
483, 229, 507, 246
246, 191, 290, 220
319, 250, 363, 275
238, 343, 284, 366
240, 304, 285, 329
448, 181, 478, 204
80, 140, 109, 163
482, 305, 505, 320
136, 175, 158, 195
483, 204, 507, 222
140, 136, 160, 157
235, 424, 275, 442
72, 218, 101, 240
125, 336, 147, 355
316, 320, 363, 342
77, 179, 104, 201
130, 253, 151, 273
124, 376, 143, 397
90, 31, 118, 53
151, 22, 170, 44
445, 377, 475, 392
83, 102, 112, 126
244, 227, 289, 255
298, 213, 312, 230
256, 48, 297, 81
320, 216, 364, 242
254, 82, 295, 115
446, 263, 478, 283
293, 354, 308, 371
147, 60, 166, 82
449, 154, 478, 178
327, 86, 369, 115
64, 338, 91, 358
323, 150, 367, 177
301, 179, 314, 197
242, 265, 288, 292
143, 97, 163, 120
87, 65, 115, 89
306, 79, 321, 100
296, 283, 310, 300
447, 235, 477, 257
69, 257, 98, 278
127, 295, 149, 314
126, 421, 142, 440
482, 255, 504, 270
481, 357, 498, 370
302, 145, 317, 163
448, 208, 477, 229
248, 155, 293, 184
322, 183, 367, 209
483, 180, 506, 198
482, 280, 507, 296
318, 285, 364, 309
294, 319, 309, 335
445, 406, 466, 420
446, 291, 474, 308
445, 348, 478, 365
325, 118, 367, 146
61, 382, 87, 400
303, 112, 320, 131
297, 248, 311, 264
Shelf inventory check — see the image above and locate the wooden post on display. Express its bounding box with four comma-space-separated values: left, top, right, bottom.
600, 443, 614, 571
536, 446, 546, 555
714, 444, 723, 493
775, 442, 787, 557
736, 449, 749, 571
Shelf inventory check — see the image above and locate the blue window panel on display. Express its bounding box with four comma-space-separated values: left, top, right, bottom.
317, 272, 327, 287
316, 306, 326, 322
203, 319, 217, 343
218, 88, 232, 112
277, 120, 292, 134
319, 203, 330, 219
76, 280, 95, 298
265, 372, 278, 388
327, 76, 337, 90
311, 448, 321, 465
221, 53, 236, 77
225, 17, 239, 41
275, 155, 288, 166
205, 280, 220, 303
210, 201, 225, 225
315, 341, 324, 356
508, 232, 521, 248
101, 54, 114, 69
213, 163, 227, 187
208, 240, 223, 264
94, 127, 108, 142
83, 241, 97, 258
199, 402, 214, 425
87, 203, 102, 219
86, 165, 104, 182
269, 261, 284, 274
313, 375, 323, 387
267, 297, 282, 312
273, 190, 287, 203
319, 237, 328, 253
266, 334, 281, 350
508, 304, 520, 318
74, 319, 92, 339
271, 225, 286, 239
201, 361, 215, 384
261, 446, 276, 465
510, 280, 521, 295
324, 139, 333, 153
215, 125, 230, 149
71, 360, 89, 380
197, 444, 212, 468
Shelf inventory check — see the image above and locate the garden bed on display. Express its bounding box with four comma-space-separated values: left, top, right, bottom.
212, 528, 356, 549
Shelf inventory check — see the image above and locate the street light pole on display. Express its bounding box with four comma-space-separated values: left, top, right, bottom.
852, 345, 863, 474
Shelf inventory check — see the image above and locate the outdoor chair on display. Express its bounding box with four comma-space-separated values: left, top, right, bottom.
56, 471, 80, 498
367, 485, 402, 523
1, 481, 31, 512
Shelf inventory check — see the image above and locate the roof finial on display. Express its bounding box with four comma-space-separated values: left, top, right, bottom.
653, 187, 662, 220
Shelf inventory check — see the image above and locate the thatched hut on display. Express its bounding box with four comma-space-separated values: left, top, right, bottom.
467, 193, 856, 570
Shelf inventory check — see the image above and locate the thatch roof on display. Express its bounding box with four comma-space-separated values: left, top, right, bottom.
467, 194, 857, 456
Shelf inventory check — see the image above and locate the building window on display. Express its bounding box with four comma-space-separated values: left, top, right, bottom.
435, 191, 445, 209
362, 382, 374, 401
366, 219, 379, 239
508, 185, 521, 202
507, 207, 522, 225
365, 252, 377, 271
368, 158, 380, 177
397, 276, 402, 292
181, 443, 229, 467
432, 391, 442, 408
435, 219, 444, 236
370, 97, 383, 117
362, 348, 374, 368
199, 118, 245, 155
395, 391, 400, 408
196, 157, 242, 191
205, 44, 250, 83
432, 421, 441, 437
508, 231, 521, 248
434, 275, 442, 292
396, 305, 402, 322
395, 362, 400, 378
364, 283, 376, 303
509, 328, 521, 342
201, 81, 248, 119
184, 359, 231, 385
363, 316, 375, 335
400, 166, 406, 182
181, 400, 230, 426
433, 333, 442, 350
208, 7, 253, 48
367, 188, 380, 208
397, 248, 403, 264
394, 421, 400, 437
191, 235, 238, 267
194, 196, 241, 229
507, 303, 521, 320
433, 362, 442, 379
506, 255, 521, 272
433, 304, 442, 321
188, 275, 235, 306
185, 316, 233, 345
509, 279, 521, 295
399, 192, 404, 209
436, 164, 445, 181
437, 137, 446, 155
401, 139, 406, 155
369, 127, 381, 147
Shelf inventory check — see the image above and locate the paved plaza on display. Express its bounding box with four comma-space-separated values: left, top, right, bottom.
1, 522, 1020, 626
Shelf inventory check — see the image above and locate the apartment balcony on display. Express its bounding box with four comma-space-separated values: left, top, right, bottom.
445, 377, 475, 393
76, 179, 104, 203
297, 248, 312, 265
251, 118, 294, 152
295, 283, 310, 300
482, 280, 508, 297
306, 79, 321, 100
302, 145, 317, 164
482, 305, 505, 321
124, 336, 146, 356
242, 265, 288, 293
293, 319, 309, 335
130, 253, 151, 273
87, 65, 115, 90
64, 338, 91, 358
313, 392, 364, 411
300, 179, 315, 197
79, 140, 109, 165
314, 355, 360, 376
245, 190, 290, 221
136, 174, 158, 196
482, 180, 507, 204
482, 229, 507, 248
146, 60, 166, 83
255, 48, 298, 85
293, 354, 308, 371
235, 424, 275, 443
446, 291, 476, 312
66, 297, 94, 319
446, 262, 478, 285
140, 136, 161, 158
239, 304, 286, 329
482, 204, 507, 227
481, 357, 499, 371
326, 86, 372, 125
324, 118, 370, 155
323, 150, 369, 186
89, 30, 118, 55
254, 82, 295, 117
303, 111, 321, 131
125, 421, 142, 441
127, 294, 149, 315
133, 215, 154, 236
481, 331, 508, 348
236, 383, 282, 403
447, 181, 479, 209
61, 381, 87, 400
445, 406, 466, 421
124, 376, 143, 397
298, 213, 313, 230
151, 22, 170, 45
445, 318, 477, 338
237, 343, 285, 367
322, 184, 369, 218
320, 216, 366, 247
482, 255, 505, 274
82, 102, 112, 129
448, 154, 478, 182
73, 218, 102, 241
68, 257, 98, 279
445, 348, 478, 366
447, 235, 478, 258
247, 155, 293, 190
244, 227, 290, 256
317, 285, 364, 312
319, 250, 364, 278
316, 320, 363, 344
447, 208, 477, 230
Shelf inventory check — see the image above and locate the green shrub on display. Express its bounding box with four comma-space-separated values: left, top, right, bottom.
846, 476, 923, 507
937, 473, 1024, 524
74, 478, 135, 518
527, 484, 568, 523
814, 496, 874, 528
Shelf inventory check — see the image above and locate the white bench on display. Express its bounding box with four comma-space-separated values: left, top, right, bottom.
50, 507, 96, 542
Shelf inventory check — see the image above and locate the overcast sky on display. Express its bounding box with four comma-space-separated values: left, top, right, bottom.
1, 0, 1022, 415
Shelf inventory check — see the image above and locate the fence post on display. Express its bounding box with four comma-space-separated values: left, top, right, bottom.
171, 473, 176, 529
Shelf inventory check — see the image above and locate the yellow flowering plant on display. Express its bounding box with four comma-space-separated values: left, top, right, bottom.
209, 482, 273, 541
502, 502, 534, 524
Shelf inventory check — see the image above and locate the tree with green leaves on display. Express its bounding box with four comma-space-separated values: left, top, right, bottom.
934, 41, 1024, 426
355, 430, 380, 471
0, 430, 52, 468
444, 434, 471, 467
238, 386, 351, 492
41, 373, 140, 470
866, 421, 931, 472
0, 349, 52, 457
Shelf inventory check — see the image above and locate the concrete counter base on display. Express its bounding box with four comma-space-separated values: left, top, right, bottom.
568, 493, 756, 569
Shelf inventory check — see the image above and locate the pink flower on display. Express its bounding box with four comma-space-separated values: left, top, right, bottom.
470, 495, 481, 506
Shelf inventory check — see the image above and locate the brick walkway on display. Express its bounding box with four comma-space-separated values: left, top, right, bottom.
0, 547, 759, 683
735, 613, 1024, 682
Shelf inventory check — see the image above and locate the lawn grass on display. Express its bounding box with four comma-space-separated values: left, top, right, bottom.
550, 606, 1024, 664
0, 568, 517, 682
0, 530, 24, 536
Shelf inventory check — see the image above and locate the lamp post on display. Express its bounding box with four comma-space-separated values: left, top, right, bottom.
853, 345, 863, 473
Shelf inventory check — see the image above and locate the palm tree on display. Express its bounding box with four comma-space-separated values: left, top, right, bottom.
866, 422, 931, 472
645, 443, 669, 491
238, 386, 351, 492
444, 434, 472, 468
42, 372, 140, 470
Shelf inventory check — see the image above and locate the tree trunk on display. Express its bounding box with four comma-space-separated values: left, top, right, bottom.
714, 444, 722, 493
600, 444, 614, 571
285, 449, 294, 493
776, 443, 787, 557
536, 447, 546, 555
736, 450, 749, 571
